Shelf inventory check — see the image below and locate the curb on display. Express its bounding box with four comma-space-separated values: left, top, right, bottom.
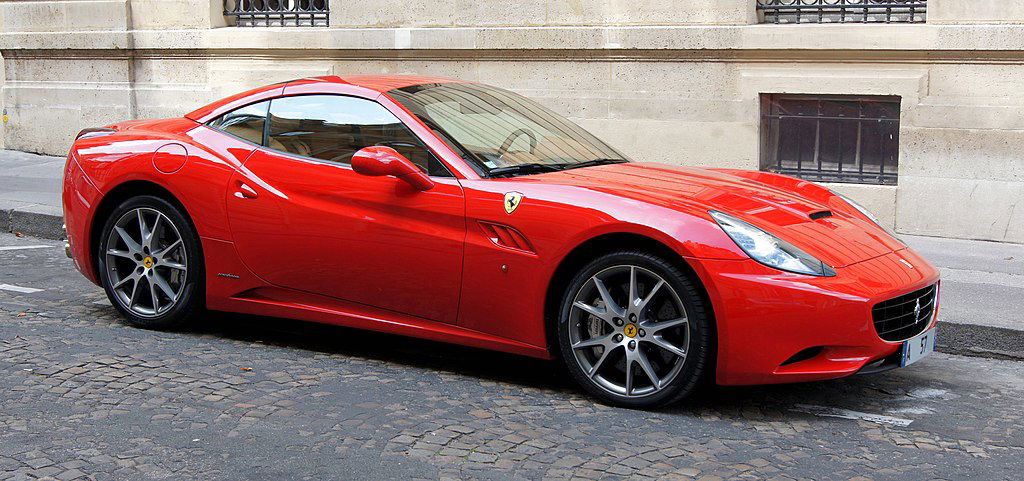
935, 321, 1024, 361
3, 209, 65, 240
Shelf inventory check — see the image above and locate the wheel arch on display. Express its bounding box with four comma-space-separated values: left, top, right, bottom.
543, 232, 718, 364
88, 180, 199, 280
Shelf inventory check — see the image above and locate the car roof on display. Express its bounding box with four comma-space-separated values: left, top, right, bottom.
185, 74, 466, 123
297, 74, 467, 92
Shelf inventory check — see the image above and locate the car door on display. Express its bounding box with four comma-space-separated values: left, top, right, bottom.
223, 94, 466, 323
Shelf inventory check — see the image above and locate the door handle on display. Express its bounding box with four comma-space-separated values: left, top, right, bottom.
235, 183, 258, 199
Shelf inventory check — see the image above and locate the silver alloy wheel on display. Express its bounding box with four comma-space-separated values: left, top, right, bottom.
104, 207, 188, 318
568, 265, 689, 398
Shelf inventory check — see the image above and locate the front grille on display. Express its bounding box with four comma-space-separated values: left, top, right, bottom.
871, 284, 937, 342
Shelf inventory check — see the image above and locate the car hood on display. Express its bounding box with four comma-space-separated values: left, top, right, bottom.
523, 162, 903, 268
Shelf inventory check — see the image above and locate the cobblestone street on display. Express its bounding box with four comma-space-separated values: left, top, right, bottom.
1, 232, 1022, 480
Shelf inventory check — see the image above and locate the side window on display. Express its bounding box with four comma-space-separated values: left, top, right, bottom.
206, 100, 270, 145
266, 95, 451, 176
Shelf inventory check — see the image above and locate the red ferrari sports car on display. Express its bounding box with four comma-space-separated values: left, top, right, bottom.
63, 75, 939, 407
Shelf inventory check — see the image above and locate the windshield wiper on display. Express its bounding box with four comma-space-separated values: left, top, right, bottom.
488, 163, 562, 177
559, 158, 629, 171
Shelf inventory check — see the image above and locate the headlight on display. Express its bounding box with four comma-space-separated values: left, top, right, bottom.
710, 211, 836, 277
833, 192, 901, 240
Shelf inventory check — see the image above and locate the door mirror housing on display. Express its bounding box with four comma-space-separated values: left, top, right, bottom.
351, 146, 434, 191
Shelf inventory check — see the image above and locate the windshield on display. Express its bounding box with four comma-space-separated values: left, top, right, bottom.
387, 83, 628, 176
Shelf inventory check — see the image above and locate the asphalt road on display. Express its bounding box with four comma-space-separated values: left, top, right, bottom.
1, 233, 1022, 480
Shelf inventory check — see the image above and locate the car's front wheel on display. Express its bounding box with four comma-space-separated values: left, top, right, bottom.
97, 195, 203, 329
557, 250, 712, 408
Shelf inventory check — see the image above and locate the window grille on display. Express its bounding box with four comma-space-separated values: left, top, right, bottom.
760, 94, 901, 185
757, 0, 926, 24
225, 0, 328, 27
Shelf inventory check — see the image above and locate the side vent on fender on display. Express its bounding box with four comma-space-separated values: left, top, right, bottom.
478, 221, 535, 254
809, 210, 833, 220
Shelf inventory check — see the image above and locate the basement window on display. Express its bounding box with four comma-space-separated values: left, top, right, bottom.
224, 0, 328, 27
757, 0, 927, 24
760, 94, 901, 185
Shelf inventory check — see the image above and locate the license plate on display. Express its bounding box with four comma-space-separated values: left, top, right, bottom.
900, 327, 936, 367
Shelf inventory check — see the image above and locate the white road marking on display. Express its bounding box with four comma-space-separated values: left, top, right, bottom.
0, 283, 44, 294
887, 407, 934, 415
0, 245, 54, 251
906, 387, 949, 399
790, 404, 914, 427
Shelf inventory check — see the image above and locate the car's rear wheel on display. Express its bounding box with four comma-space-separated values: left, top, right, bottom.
98, 195, 203, 329
557, 250, 712, 408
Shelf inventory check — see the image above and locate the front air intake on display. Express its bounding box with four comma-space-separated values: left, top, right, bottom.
780, 346, 824, 366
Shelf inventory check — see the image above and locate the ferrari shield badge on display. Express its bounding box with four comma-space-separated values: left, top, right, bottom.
504, 192, 524, 214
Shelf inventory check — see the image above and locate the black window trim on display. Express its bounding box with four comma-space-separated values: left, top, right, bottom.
205, 93, 454, 178
203, 99, 271, 150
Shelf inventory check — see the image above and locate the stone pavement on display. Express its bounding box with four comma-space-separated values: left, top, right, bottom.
2, 148, 1023, 346
1, 232, 1022, 480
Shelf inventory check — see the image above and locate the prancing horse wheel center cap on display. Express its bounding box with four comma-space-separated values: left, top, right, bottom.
142, 257, 154, 269
623, 323, 638, 338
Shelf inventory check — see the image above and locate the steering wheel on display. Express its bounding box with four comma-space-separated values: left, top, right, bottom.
375, 140, 420, 150
328, 151, 357, 164
373, 140, 430, 173
498, 129, 537, 157
327, 141, 418, 164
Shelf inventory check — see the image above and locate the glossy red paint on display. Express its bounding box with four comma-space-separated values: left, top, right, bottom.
152, 143, 188, 173
224, 147, 466, 324
351, 146, 435, 191
63, 75, 939, 386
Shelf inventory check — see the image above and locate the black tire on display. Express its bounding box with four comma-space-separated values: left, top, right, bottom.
557, 250, 712, 408
97, 195, 203, 329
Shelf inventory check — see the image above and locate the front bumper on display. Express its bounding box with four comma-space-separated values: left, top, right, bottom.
693, 248, 939, 386
855, 349, 904, 375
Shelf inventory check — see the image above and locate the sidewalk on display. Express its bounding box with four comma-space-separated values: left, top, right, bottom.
0, 150, 64, 239
2, 149, 1023, 354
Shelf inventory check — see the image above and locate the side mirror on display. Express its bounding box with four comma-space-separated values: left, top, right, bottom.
351, 146, 434, 191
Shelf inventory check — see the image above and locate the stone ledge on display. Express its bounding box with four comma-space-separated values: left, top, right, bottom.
7, 24, 1024, 54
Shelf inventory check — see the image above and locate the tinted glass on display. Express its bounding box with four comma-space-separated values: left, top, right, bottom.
266, 94, 450, 176
207, 100, 270, 145
387, 83, 627, 175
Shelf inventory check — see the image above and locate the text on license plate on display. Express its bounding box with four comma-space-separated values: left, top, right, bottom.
900, 327, 936, 367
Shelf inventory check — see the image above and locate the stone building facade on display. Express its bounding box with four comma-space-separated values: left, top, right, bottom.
1, 0, 1022, 242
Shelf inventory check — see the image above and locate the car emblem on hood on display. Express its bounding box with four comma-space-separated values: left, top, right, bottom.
504, 192, 524, 214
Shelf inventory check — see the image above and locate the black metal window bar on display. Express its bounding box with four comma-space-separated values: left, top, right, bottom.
225, 0, 328, 27
760, 94, 901, 185
757, 0, 926, 24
